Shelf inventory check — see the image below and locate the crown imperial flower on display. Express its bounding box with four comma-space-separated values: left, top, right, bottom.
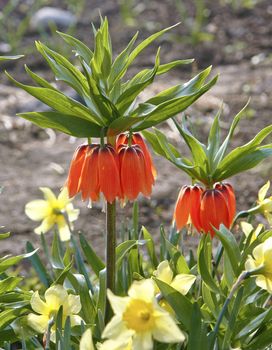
174, 183, 236, 237
66, 144, 121, 204
173, 185, 203, 231
25, 187, 79, 241
116, 133, 156, 202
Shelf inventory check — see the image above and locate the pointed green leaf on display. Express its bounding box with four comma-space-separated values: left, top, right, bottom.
213, 101, 250, 166
127, 23, 180, 66
6, 72, 102, 124
197, 235, 222, 294
213, 225, 241, 275
155, 278, 193, 329
0, 55, 24, 61
18, 111, 102, 137
132, 74, 218, 130
57, 31, 93, 63
79, 233, 105, 277
108, 32, 139, 88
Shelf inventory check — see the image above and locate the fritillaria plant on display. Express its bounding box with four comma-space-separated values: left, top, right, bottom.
7, 18, 216, 314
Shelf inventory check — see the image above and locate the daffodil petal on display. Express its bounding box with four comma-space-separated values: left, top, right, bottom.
107, 290, 130, 315
133, 332, 153, 350
57, 187, 70, 206
40, 187, 57, 204
153, 312, 185, 343
27, 313, 49, 333
171, 274, 196, 295
34, 217, 55, 235
66, 204, 80, 222
252, 243, 265, 263
102, 315, 127, 339
56, 216, 71, 241
80, 329, 95, 350
245, 255, 257, 271
153, 260, 173, 285
70, 315, 83, 327
65, 294, 81, 314
30, 291, 49, 315
240, 222, 254, 237
258, 181, 270, 202
25, 200, 51, 221
128, 279, 155, 300
99, 334, 133, 350
255, 275, 272, 294
44, 285, 68, 311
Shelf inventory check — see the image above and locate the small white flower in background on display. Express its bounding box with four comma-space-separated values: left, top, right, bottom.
25, 187, 79, 241
100, 279, 185, 350
245, 237, 272, 293
28, 284, 82, 336
153, 260, 196, 295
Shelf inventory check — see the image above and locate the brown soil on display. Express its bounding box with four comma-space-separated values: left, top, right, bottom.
0, 0, 271, 255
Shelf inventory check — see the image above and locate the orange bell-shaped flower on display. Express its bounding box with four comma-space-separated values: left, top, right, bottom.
173, 185, 203, 231
117, 133, 156, 182
199, 188, 230, 237
214, 183, 236, 225
118, 144, 154, 201
66, 144, 121, 203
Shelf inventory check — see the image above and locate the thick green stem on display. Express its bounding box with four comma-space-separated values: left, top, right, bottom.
105, 200, 116, 321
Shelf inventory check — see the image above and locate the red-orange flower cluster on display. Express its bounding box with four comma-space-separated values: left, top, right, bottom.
174, 183, 236, 237
66, 133, 156, 203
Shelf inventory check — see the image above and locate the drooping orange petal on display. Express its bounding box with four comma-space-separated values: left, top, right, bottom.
119, 146, 144, 201
66, 145, 88, 198
214, 183, 236, 226
224, 183, 236, 224
116, 133, 128, 149
132, 133, 157, 179
98, 145, 120, 203
173, 186, 191, 231
189, 185, 203, 232
78, 145, 100, 202
134, 146, 152, 197
200, 189, 229, 238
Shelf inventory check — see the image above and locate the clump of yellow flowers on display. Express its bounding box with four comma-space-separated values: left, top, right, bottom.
245, 237, 272, 293
25, 187, 79, 241
28, 284, 82, 339
100, 279, 185, 350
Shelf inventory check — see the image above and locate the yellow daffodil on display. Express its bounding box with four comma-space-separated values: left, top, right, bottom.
100, 279, 185, 350
245, 237, 272, 293
80, 329, 95, 350
257, 181, 272, 226
153, 260, 196, 295
25, 187, 79, 241
28, 284, 82, 335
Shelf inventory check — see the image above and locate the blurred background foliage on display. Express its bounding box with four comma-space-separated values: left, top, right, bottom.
0, 0, 271, 69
